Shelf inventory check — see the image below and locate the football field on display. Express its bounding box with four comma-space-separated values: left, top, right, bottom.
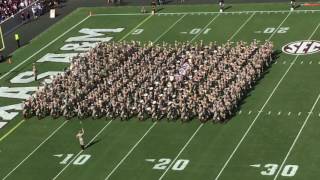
0, 3, 320, 180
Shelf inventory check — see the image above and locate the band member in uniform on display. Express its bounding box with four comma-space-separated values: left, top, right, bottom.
219, 0, 225, 12
290, 0, 296, 10
32, 63, 38, 81
76, 128, 85, 150
151, 0, 157, 15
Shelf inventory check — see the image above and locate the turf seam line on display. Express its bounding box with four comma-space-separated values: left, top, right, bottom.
91, 10, 320, 16
273, 23, 320, 180
52, 120, 113, 180
214, 14, 320, 180
158, 124, 203, 180
0, 120, 25, 142
2, 120, 68, 180
0, 15, 90, 81
104, 122, 157, 180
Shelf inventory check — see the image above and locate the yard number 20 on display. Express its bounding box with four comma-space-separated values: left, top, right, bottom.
153, 158, 190, 171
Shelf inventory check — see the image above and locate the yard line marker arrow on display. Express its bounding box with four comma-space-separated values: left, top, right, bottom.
53, 154, 63, 158
145, 159, 156, 162
250, 164, 261, 168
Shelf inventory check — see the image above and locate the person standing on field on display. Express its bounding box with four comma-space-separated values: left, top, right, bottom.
76, 128, 85, 150
32, 63, 38, 81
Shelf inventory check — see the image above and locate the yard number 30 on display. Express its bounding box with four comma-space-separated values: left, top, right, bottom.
261, 164, 298, 177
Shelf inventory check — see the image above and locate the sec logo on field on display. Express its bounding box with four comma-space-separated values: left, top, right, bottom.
282, 40, 320, 55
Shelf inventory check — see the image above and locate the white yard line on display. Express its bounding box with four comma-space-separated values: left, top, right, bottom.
267, 12, 292, 41
190, 14, 220, 42
119, 15, 152, 41
228, 12, 256, 40
214, 16, 320, 180
52, 120, 113, 180
158, 13, 255, 180
103, 14, 189, 180
2, 121, 68, 180
273, 23, 320, 180
273, 94, 320, 180
158, 124, 203, 180
0, 15, 90, 81
153, 14, 186, 43
50, 15, 155, 180
104, 122, 157, 180
92, 10, 320, 16
2, 14, 153, 180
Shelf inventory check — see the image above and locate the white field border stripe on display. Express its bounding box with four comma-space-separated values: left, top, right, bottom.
2, 121, 68, 180
190, 14, 220, 42
153, 14, 186, 43
104, 122, 157, 180
228, 12, 256, 40
273, 23, 320, 180
158, 124, 203, 180
274, 94, 320, 180
91, 9, 320, 16
52, 120, 113, 180
214, 14, 320, 180
158, 13, 255, 180
0, 15, 90, 81
103, 15, 189, 179
51, 15, 155, 180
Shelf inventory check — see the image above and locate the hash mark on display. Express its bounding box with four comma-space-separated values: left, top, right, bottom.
301, 61, 304, 64
309, 61, 313, 64
268, 111, 271, 115
248, 111, 252, 115
239, 110, 242, 114
278, 111, 282, 115
298, 112, 301, 116
283, 61, 286, 64
288, 112, 291, 116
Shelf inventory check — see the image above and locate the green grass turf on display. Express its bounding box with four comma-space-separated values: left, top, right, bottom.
0, 2, 320, 180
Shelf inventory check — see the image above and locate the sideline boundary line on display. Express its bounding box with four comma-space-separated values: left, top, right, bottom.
92, 9, 320, 16
2, 121, 68, 180
0, 120, 25, 142
0, 15, 90, 81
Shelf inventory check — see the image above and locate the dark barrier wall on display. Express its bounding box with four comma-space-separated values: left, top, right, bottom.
1, 1, 40, 36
